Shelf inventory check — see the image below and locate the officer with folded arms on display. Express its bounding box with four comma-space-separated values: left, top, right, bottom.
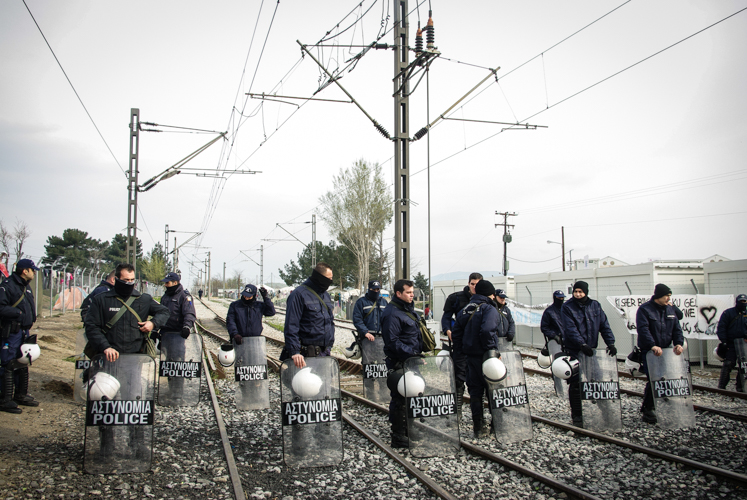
716, 293, 747, 392
0, 259, 39, 414
561, 280, 616, 427
227, 284, 276, 345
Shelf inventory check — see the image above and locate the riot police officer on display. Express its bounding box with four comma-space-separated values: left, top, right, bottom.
281, 263, 335, 368
156, 272, 196, 400
381, 279, 423, 448
344, 280, 387, 359
561, 281, 616, 427
541, 290, 566, 346
716, 293, 747, 392
80, 271, 115, 322
0, 259, 39, 414
227, 284, 276, 344
636, 283, 685, 423
493, 289, 515, 342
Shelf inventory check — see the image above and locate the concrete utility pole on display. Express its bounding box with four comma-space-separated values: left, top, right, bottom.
495, 211, 517, 276
561, 226, 566, 272
164, 224, 169, 271
127, 108, 140, 271
311, 215, 317, 268
208, 251, 211, 298
223, 262, 226, 295
260, 244, 264, 287
393, 0, 411, 281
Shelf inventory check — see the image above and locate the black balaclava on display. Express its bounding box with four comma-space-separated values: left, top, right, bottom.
310, 269, 333, 293
738, 301, 747, 313
164, 283, 180, 296
553, 297, 565, 308
114, 277, 135, 298
366, 289, 380, 301
242, 295, 256, 303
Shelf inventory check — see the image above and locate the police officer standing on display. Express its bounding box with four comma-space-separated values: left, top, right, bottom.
541, 290, 566, 346
344, 280, 387, 359
493, 289, 515, 343
636, 284, 685, 423
381, 279, 423, 448
281, 263, 335, 369
716, 293, 747, 392
561, 281, 616, 427
455, 280, 499, 438
0, 259, 39, 414
80, 271, 115, 322
227, 284, 276, 344
158, 272, 195, 338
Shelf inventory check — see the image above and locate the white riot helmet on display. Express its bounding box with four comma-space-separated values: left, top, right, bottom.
83, 372, 121, 401
625, 348, 645, 378
435, 349, 451, 370
483, 356, 507, 382
18, 343, 41, 365
537, 347, 552, 369
551, 355, 579, 380
292, 367, 323, 398
218, 344, 235, 367
397, 371, 426, 398
714, 343, 727, 362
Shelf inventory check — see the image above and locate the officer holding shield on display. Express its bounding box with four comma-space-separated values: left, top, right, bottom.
636, 284, 685, 423
716, 293, 747, 392
561, 281, 616, 427
227, 284, 276, 345
493, 289, 515, 343
158, 272, 195, 339
541, 291, 566, 346
344, 280, 387, 359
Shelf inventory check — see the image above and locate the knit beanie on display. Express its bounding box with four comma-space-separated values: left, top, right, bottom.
474, 280, 496, 297
573, 281, 589, 296
653, 283, 672, 299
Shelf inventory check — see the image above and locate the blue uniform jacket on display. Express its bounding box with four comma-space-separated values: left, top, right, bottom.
81, 280, 113, 322
636, 298, 684, 353
440, 287, 471, 333
382, 297, 423, 363
0, 273, 36, 330
495, 303, 515, 340
561, 297, 615, 354
283, 279, 335, 355
352, 293, 387, 335
226, 295, 275, 337
716, 306, 747, 347
456, 294, 500, 356
159, 284, 197, 333
540, 303, 564, 342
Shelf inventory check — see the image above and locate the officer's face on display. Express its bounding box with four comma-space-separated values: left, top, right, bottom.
654, 293, 671, 306
468, 279, 480, 295
573, 289, 586, 299
397, 285, 414, 304
495, 296, 506, 305
323, 268, 333, 280
119, 270, 136, 283
21, 268, 35, 281
164, 280, 178, 287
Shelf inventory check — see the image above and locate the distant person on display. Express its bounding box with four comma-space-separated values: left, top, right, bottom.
227, 284, 275, 343
424, 303, 431, 320
0, 252, 9, 278
716, 293, 747, 392
80, 271, 116, 322
345, 280, 387, 359
198, 289, 203, 300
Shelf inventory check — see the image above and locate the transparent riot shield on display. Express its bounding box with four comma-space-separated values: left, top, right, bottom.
488, 351, 532, 445
496, 337, 513, 352
158, 333, 202, 407
735, 339, 747, 374
280, 357, 342, 468
646, 348, 695, 429
74, 328, 89, 404
404, 356, 460, 458
83, 354, 156, 474
578, 349, 622, 433
235, 336, 269, 410
547, 339, 567, 399
361, 336, 388, 404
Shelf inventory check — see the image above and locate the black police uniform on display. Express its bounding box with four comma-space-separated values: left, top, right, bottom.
540, 300, 565, 346
80, 280, 113, 322
716, 298, 747, 392
158, 283, 197, 393
440, 286, 471, 412
281, 278, 335, 359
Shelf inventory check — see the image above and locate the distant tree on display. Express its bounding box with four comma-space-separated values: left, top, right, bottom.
138, 242, 168, 283
106, 233, 143, 267
412, 271, 429, 294
1, 219, 32, 266
318, 159, 392, 289
42, 228, 101, 269
279, 240, 356, 288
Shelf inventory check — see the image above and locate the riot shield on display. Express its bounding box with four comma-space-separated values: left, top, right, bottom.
158, 333, 202, 407
74, 328, 89, 404
235, 336, 270, 410
646, 348, 695, 429
735, 339, 747, 374
547, 339, 567, 399
83, 354, 156, 474
404, 356, 460, 458
488, 351, 532, 445
361, 336, 388, 404
280, 357, 342, 468
496, 337, 513, 352
578, 349, 622, 433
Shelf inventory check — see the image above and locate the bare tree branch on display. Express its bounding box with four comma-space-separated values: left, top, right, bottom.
12, 219, 31, 264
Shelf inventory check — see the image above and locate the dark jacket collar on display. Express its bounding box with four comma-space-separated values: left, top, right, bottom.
391, 296, 414, 312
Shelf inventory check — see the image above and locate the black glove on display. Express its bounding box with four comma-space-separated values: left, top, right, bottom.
150, 330, 161, 341
581, 344, 594, 357
260, 287, 268, 298
606, 344, 617, 357
233, 335, 243, 345
506, 333, 514, 342
181, 327, 191, 339
553, 335, 562, 345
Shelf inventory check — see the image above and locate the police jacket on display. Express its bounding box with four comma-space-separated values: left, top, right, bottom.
636, 298, 684, 353
80, 280, 113, 322
0, 273, 36, 331
227, 295, 275, 337
382, 296, 423, 363
283, 279, 335, 355
85, 289, 170, 355
352, 292, 387, 335
717, 306, 747, 346
561, 297, 615, 354
441, 286, 471, 333
456, 294, 500, 356
159, 284, 197, 334
494, 303, 515, 340
540, 303, 564, 342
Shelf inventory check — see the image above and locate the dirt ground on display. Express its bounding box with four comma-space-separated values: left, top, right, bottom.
0, 312, 82, 446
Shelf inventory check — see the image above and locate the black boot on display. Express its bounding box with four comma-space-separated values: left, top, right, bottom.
569, 382, 582, 427
718, 360, 733, 390
473, 415, 490, 438
0, 368, 21, 414
390, 404, 408, 448
129, 426, 151, 460
641, 383, 657, 424
456, 385, 464, 420
13, 367, 39, 407
737, 367, 745, 393
100, 426, 115, 457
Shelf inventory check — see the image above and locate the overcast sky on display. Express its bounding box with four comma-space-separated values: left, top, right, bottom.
1, 0, 745, 288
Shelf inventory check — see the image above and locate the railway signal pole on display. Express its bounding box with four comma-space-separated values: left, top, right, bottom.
127, 109, 140, 271
393, 0, 411, 281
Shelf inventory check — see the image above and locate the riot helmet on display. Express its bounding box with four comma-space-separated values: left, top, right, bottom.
551, 355, 579, 380
714, 343, 727, 362
537, 346, 552, 369
18, 343, 40, 365
219, 344, 236, 367
291, 367, 323, 398
83, 372, 121, 401
482, 356, 508, 382
625, 348, 645, 378
397, 371, 425, 397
